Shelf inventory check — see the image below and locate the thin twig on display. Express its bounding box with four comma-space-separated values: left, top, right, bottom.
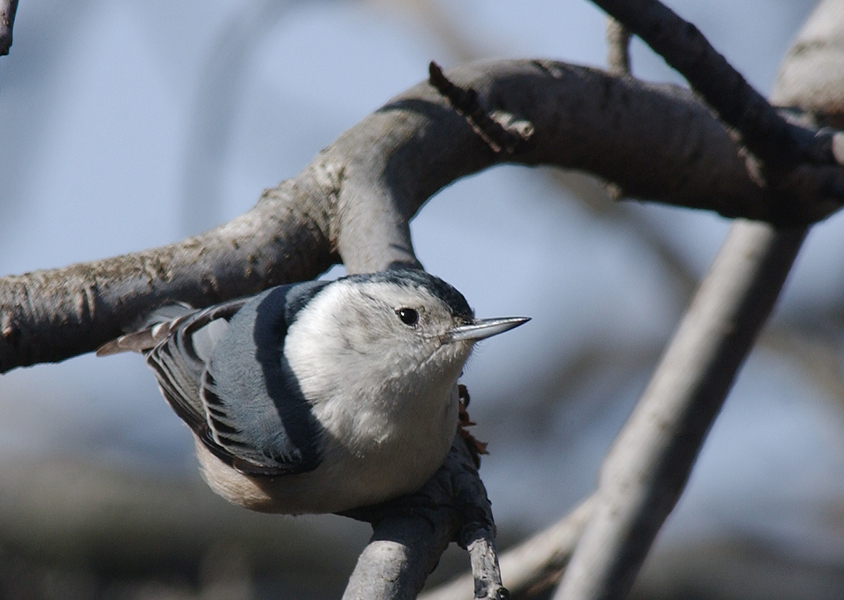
422, 496, 596, 600
605, 17, 631, 75
428, 61, 533, 155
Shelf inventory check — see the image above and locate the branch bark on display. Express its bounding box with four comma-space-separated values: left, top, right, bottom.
554, 222, 806, 600
592, 0, 844, 224
341, 435, 502, 600
774, 0, 844, 127
552, 1, 843, 599
2, 57, 837, 373
421, 496, 596, 600
605, 18, 631, 76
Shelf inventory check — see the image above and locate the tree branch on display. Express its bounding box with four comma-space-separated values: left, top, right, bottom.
554, 221, 805, 600
774, 0, 844, 128
341, 435, 502, 600
0, 0, 18, 56
428, 61, 533, 154
592, 0, 844, 224
605, 18, 632, 76
553, 2, 844, 599
592, 0, 836, 166
421, 496, 596, 600
3, 58, 831, 372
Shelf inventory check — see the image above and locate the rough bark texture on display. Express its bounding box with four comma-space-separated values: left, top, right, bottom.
341, 435, 497, 600
3, 57, 834, 373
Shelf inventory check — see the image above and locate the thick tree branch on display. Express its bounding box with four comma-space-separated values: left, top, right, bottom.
592, 0, 844, 224
2, 58, 827, 373
0, 180, 337, 370
553, 2, 844, 599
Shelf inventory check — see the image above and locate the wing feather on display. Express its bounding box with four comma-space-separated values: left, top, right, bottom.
98, 285, 327, 477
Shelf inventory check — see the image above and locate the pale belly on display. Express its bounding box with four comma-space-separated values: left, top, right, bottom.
193, 399, 458, 514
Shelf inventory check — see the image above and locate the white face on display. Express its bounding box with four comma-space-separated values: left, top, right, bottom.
285, 279, 475, 402
282, 278, 473, 463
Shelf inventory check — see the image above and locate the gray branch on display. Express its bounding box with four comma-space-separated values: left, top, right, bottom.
553, 1, 844, 599
3, 58, 836, 373
775, 0, 844, 128
554, 221, 806, 600
592, 0, 844, 224
605, 18, 631, 75
421, 496, 596, 600
342, 435, 501, 600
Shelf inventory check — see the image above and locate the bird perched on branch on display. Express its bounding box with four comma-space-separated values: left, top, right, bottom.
98, 269, 528, 514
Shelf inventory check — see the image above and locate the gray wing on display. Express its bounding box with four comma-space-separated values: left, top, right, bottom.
97, 301, 244, 437
197, 284, 327, 476
106, 283, 329, 477
123, 300, 256, 465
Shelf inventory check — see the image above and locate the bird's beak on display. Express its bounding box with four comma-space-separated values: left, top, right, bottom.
445, 316, 530, 343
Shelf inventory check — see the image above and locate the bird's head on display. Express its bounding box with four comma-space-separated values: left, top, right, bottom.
283, 269, 529, 402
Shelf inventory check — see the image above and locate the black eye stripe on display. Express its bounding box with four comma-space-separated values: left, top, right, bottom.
397, 307, 419, 326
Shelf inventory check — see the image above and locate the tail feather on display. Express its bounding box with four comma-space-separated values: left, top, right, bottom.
96, 304, 195, 356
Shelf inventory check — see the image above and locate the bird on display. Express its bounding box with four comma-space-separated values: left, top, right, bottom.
97, 269, 529, 514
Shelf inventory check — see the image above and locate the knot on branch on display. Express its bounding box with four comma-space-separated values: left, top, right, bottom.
429, 61, 534, 155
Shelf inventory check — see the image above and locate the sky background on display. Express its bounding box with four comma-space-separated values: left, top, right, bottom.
2, 0, 844, 597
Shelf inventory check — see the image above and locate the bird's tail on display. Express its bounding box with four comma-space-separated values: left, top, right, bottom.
95, 303, 195, 356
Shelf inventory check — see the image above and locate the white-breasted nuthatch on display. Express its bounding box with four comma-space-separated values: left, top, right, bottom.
98, 269, 528, 514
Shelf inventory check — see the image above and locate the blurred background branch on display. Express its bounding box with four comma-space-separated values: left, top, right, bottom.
2, 0, 844, 599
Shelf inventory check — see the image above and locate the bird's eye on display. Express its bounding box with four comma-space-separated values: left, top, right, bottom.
397, 307, 419, 326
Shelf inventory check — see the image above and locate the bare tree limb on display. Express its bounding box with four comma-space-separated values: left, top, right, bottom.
554, 221, 806, 600
552, 2, 844, 598
3, 58, 832, 373
341, 434, 501, 600
592, 0, 837, 167
774, 0, 844, 128
592, 0, 844, 225
0, 0, 18, 56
